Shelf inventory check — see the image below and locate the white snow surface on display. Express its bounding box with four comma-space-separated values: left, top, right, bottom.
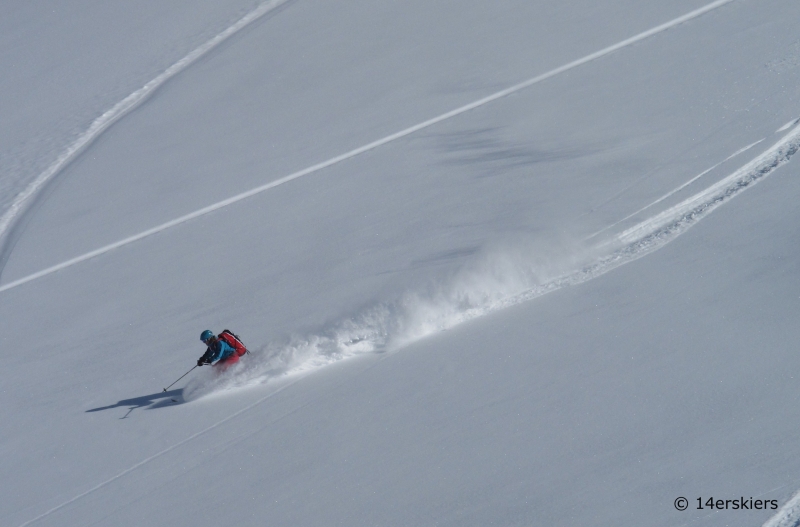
3, 1, 800, 526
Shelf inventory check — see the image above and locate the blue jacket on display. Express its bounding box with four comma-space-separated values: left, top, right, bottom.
200, 340, 235, 364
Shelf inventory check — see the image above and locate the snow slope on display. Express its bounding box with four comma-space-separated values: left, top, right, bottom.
2, 0, 800, 526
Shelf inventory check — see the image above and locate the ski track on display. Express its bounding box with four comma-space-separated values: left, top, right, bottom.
764, 490, 800, 527
0, 0, 737, 293
618, 124, 800, 245
585, 138, 765, 241
15, 111, 800, 524
776, 118, 800, 134
0, 0, 294, 276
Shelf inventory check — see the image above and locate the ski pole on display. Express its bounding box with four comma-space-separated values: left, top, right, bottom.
163, 365, 197, 392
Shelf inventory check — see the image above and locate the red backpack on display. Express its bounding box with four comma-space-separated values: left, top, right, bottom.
219, 329, 249, 357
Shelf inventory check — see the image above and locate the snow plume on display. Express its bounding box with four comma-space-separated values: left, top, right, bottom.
183, 240, 597, 400
185, 124, 800, 400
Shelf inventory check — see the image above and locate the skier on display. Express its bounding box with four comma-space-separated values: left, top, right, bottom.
197, 329, 249, 369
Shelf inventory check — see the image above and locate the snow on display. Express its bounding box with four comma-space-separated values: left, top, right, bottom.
2, 0, 800, 526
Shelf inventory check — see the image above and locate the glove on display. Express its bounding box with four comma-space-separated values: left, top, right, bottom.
197, 358, 205, 367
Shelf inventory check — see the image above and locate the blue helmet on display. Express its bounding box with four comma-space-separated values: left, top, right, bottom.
200, 329, 214, 342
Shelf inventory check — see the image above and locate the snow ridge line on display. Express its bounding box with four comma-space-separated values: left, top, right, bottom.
0, 0, 736, 294
0, 0, 293, 268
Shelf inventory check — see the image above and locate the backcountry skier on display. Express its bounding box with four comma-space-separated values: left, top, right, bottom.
197, 329, 249, 369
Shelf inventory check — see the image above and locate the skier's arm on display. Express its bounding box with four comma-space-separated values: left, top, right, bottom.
197, 341, 235, 366
197, 347, 215, 366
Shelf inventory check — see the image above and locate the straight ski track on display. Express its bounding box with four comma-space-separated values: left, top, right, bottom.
0, 0, 735, 293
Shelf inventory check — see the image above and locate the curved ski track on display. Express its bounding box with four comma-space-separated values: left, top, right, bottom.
0, 0, 295, 277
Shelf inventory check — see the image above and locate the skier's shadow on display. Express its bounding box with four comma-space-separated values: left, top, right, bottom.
86, 389, 183, 419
